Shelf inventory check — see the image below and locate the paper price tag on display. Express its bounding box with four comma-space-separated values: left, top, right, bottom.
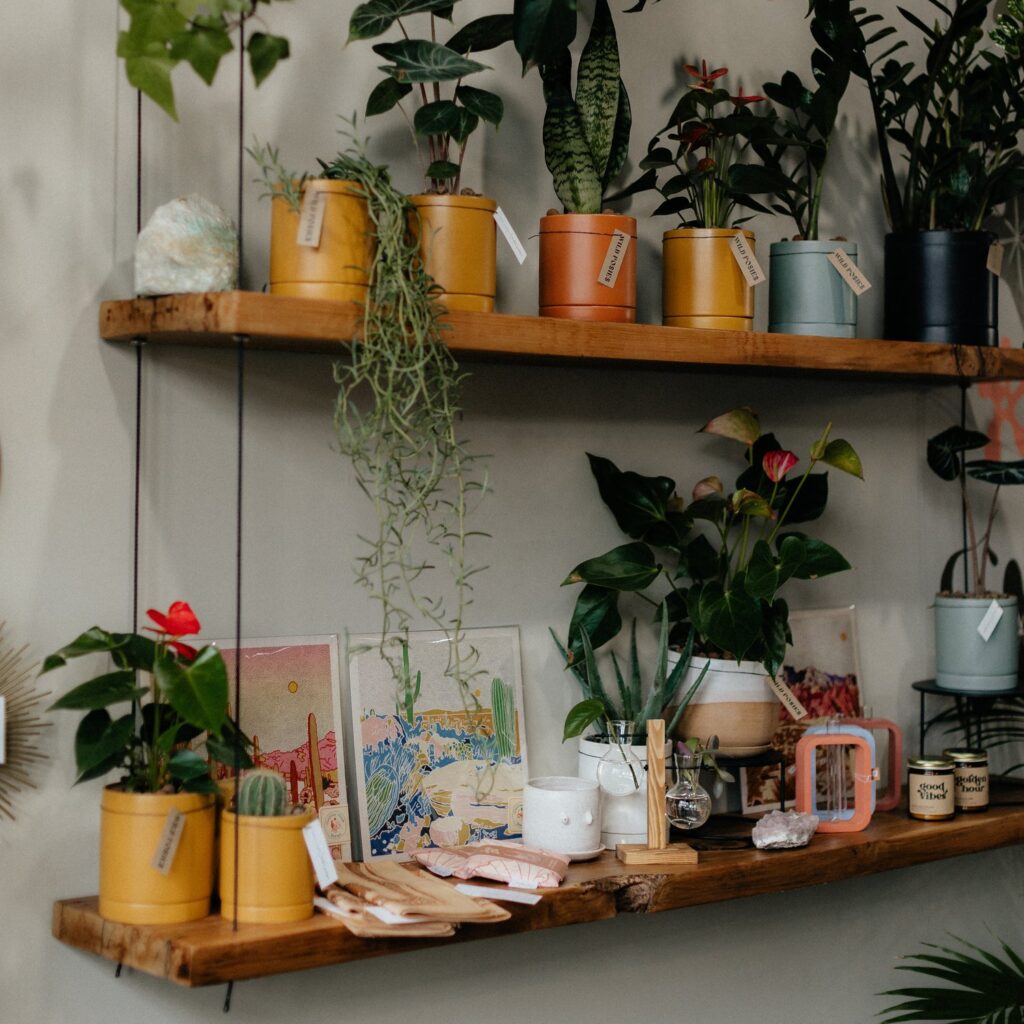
827, 248, 872, 295
987, 243, 1004, 278
977, 599, 1004, 642
768, 675, 809, 721
494, 207, 527, 265
597, 230, 631, 288
151, 809, 186, 876
729, 233, 766, 286
302, 819, 339, 888
455, 883, 542, 905
296, 189, 327, 248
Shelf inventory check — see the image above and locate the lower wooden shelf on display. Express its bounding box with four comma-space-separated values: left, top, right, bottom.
52, 803, 1024, 988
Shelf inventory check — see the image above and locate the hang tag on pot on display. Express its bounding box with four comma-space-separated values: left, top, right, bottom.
987, 243, 1005, 278
303, 818, 339, 888
977, 599, 1004, 642
768, 675, 809, 721
598, 230, 631, 288
151, 809, 186, 876
296, 189, 327, 249
730, 233, 766, 286
827, 249, 872, 295
494, 207, 527, 265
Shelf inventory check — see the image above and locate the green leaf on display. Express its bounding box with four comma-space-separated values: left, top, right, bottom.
425, 159, 460, 179
414, 99, 463, 136
373, 40, 487, 82
120, 45, 178, 120
761, 598, 791, 679
567, 584, 623, 662
563, 542, 659, 591
541, 55, 602, 213
927, 425, 989, 481
513, 0, 577, 70
366, 77, 413, 116
247, 33, 289, 87
778, 531, 850, 579
697, 580, 762, 660
49, 671, 145, 711
168, 23, 233, 85
447, 14, 515, 54
821, 438, 864, 479
74, 710, 133, 781
42, 627, 125, 673
745, 540, 784, 600
349, 0, 453, 42
154, 645, 229, 736
575, 0, 620, 184
205, 733, 254, 770
680, 535, 719, 581
701, 407, 761, 445
966, 459, 1024, 486
563, 698, 606, 741
456, 85, 503, 126
168, 748, 211, 783
730, 488, 773, 518
603, 78, 631, 191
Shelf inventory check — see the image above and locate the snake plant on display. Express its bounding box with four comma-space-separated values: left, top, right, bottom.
539, 0, 630, 214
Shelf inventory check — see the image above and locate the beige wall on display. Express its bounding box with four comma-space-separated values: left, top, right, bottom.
2, 1, 1023, 1021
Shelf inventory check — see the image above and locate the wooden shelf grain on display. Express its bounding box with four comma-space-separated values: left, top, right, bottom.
99, 292, 1024, 381
53, 804, 1024, 987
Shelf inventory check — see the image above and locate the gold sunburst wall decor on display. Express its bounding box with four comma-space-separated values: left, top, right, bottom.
0, 622, 49, 821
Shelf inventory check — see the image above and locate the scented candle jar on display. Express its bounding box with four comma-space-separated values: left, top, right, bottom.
907, 758, 955, 821
942, 749, 990, 813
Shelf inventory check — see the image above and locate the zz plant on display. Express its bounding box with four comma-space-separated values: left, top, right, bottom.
349, 0, 513, 193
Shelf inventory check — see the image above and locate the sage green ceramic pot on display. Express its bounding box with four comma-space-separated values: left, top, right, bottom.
768, 240, 858, 337
934, 594, 1019, 692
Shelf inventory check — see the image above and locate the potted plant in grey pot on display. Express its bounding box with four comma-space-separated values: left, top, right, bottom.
753, 0, 864, 337
828, 0, 1024, 345
927, 424, 1024, 691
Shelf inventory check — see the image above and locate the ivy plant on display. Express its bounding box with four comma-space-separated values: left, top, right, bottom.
117, 0, 292, 121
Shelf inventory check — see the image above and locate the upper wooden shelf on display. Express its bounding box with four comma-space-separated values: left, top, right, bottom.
53, 802, 1024, 988
100, 292, 1024, 382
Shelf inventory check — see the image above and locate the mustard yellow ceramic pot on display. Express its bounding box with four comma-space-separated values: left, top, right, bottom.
539, 213, 637, 322
99, 787, 215, 925
269, 179, 373, 301
662, 227, 756, 329
410, 194, 497, 312
219, 809, 316, 924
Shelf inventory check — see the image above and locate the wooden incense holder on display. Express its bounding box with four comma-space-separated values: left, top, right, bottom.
616, 720, 699, 865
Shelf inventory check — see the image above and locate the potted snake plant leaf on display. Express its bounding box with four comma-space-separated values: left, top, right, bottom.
927, 424, 1024, 692
350, 0, 514, 312
752, 0, 863, 337
823, 0, 1024, 344
533, 0, 636, 322
609, 61, 790, 330
117, 0, 291, 122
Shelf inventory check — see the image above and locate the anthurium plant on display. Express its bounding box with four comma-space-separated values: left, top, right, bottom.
538, 0, 631, 214
44, 601, 250, 793
818, 0, 1024, 230
561, 408, 863, 677
927, 424, 1024, 595
348, 0, 512, 194
609, 61, 791, 227
117, 0, 292, 121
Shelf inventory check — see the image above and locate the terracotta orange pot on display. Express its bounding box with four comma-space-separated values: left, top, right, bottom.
269, 179, 374, 301
539, 213, 637, 322
410, 195, 497, 312
662, 228, 756, 329
99, 787, 215, 924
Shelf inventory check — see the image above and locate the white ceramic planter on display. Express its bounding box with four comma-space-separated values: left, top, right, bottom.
669, 654, 778, 754
522, 776, 602, 854
935, 595, 1020, 692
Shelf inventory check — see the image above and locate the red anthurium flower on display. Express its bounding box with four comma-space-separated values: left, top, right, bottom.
696, 157, 716, 173
763, 450, 799, 483
684, 60, 728, 90
169, 640, 198, 661
145, 601, 201, 637
731, 92, 766, 107
680, 123, 709, 151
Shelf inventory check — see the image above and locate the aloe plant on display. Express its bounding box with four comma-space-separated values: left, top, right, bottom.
539, 0, 630, 214
348, 0, 513, 193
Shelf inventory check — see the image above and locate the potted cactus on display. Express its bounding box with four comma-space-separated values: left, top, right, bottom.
220, 769, 316, 924
525, 0, 635, 322
349, 0, 514, 312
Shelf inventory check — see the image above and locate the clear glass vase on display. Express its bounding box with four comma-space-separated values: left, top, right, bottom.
666, 752, 711, 830
596, 723, 644, 797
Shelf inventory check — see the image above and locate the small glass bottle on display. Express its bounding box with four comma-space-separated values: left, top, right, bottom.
596, 726, 644, 797
666, 749, 712, 830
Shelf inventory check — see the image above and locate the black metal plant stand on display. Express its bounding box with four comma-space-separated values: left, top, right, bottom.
913, 678, 1024, 756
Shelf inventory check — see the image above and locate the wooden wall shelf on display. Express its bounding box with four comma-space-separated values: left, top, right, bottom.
53, 804, 1024, 988
100, 292, 1024, 382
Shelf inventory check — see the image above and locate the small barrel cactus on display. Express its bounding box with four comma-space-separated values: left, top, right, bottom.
237, 769, 288, 816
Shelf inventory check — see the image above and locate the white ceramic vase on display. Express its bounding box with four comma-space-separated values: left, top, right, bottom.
522, 776, 602, 854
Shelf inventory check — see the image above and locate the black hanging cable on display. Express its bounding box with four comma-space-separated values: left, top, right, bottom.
961, 383, 970, 594
132, 87, 144, 736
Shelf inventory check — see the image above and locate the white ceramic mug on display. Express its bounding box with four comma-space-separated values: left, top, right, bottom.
522, 776, 601, 854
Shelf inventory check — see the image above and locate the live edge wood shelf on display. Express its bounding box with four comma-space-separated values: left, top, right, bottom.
100, 292, 1024, 382
53, 805, 1024, 988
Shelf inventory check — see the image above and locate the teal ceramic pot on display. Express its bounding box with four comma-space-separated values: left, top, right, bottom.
934, 595, 1019, 692
768, 240, 859, 337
